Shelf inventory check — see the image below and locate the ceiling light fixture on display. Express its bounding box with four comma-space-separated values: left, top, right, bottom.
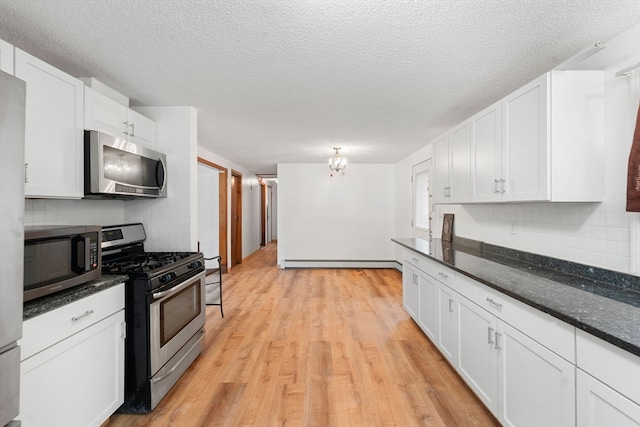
329, 147, 347, 176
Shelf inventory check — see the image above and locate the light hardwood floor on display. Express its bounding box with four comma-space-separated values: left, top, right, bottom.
108, 243, 499, 427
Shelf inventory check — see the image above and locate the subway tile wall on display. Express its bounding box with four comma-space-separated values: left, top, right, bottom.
436, 200, 633, 273
24, 198, 125, 227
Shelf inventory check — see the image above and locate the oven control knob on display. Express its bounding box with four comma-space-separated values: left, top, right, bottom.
160, 272, 177, 283
189, 261, 203, 269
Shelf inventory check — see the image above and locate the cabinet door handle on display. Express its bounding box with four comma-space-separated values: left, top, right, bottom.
71, 309, 95, 322
495, 332, 502, 350
486, 297, 503, 310
129, 122, 135, 137
121, 321, 127, 340
123, 120, 129, 135
24, 163, 28, 183
500, 179, 506, 194
413, 274, 418, 285
488, 327, 495, 345
438, 271, 449, 280
448, 298, 454, 313
494, 179, 500, 194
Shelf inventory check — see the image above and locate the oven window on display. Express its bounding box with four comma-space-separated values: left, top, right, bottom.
159, 282, 201, 346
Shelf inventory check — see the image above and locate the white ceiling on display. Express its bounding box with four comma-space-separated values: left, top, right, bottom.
0, 1, 638, 175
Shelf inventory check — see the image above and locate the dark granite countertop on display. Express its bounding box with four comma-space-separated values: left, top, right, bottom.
392, 237, 640, 357
23, 275, 128, 320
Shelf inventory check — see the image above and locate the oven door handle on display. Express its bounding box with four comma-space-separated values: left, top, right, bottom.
151, 329, 205, 384
152, 272, 204, 300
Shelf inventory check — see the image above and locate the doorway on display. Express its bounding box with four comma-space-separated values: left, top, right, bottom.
230, 170, 243, 268
260, 179, 277, 246
197, 157, 228, 273
412, 159, 433, 241
260, 182, 266, 247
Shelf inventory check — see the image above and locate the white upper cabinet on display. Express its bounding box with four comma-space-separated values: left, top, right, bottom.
15, 48, 84, 199
440, 70, 604, 204
449, 121, 471, 202
433, 132, 450, 202
84, 86, 157, 148
126, 108, 156, 147
433, 121, 471, 204
470, 101, 502, 202
84, 86, 128, 137
0, 39, 14, 75
501, 70, 604, 202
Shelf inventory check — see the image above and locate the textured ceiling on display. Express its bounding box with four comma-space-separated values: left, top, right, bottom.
0, 1, 638, 175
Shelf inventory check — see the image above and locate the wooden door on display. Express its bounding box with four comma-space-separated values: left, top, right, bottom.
230, 171, 242, 268
260, 182, 266, 246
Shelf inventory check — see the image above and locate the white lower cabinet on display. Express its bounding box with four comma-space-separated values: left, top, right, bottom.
402, 261, 420, 320
19, 284, 125, 427
577, 369, 640, 427
438, 284, 458, 364
457, 295, 575, 426
402, 251, 579, 426
576, 329, 640, 426
458, 295, 498, 412
498, 321, 575, 427
418, 271, 439, 342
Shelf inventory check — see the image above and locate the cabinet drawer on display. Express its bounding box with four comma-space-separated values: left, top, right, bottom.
404, 250, 427, 271
20, 283, 124, 361
577, 329, 640, 405
456, 274, 575, 363
422, 258, 456, 287
404, 250, 456, 287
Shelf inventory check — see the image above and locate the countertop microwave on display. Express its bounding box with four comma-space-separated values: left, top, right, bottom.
24, 225, 101, 302
84, 130, 167, 199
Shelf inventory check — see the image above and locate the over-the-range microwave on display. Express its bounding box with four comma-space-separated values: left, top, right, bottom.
24, 225, 101, 302
84, 130, 167, 198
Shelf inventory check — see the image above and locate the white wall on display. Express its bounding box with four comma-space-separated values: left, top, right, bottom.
127, 106, 199, 251
197, 146, 262, 261
198, 162, 220, 268
395, 24, 640, 274
278, 163, 396, 268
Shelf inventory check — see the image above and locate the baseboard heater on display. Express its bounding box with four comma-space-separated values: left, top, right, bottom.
282, 259, 398, 269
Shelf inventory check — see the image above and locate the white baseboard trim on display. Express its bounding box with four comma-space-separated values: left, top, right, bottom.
282, 259, 398, 269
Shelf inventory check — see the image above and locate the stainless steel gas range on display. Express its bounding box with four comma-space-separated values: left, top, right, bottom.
101, 223, 206, 412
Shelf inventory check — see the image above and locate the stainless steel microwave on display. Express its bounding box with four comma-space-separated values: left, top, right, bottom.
24, 225, 101, 302
84, 130, 167, 198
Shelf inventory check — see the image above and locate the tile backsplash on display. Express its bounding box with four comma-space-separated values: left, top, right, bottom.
25, 199, 125, 227
436, 200, 634, 274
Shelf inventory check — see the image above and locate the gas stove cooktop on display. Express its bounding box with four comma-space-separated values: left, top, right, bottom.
102, 252, 200, 275
101, 224, 205, 288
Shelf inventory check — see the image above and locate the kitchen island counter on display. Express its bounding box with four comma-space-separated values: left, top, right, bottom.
393, 237, 640, 357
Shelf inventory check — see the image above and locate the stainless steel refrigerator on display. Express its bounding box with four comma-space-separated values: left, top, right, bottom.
0, 70, 25, 427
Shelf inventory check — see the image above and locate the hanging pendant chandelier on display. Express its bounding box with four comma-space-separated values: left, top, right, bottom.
329, 147, 347, 176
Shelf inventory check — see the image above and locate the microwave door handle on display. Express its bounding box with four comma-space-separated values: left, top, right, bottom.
72, 236, 90, 273
156, 158, 166, 191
